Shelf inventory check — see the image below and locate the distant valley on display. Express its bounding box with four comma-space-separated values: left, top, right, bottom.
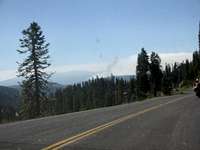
0, 73, 134, 112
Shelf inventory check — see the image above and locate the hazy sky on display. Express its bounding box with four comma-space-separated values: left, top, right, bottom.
0, 0, 199, 80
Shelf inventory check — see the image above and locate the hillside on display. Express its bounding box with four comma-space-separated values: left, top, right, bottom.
0, 86, 20, 109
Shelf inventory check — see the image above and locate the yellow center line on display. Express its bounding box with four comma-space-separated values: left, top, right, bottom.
42, 95, 189, 150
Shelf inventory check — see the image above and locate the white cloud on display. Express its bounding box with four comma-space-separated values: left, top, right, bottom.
115, 52, 192, 75
97, 52, 193, 76
159, 52, 192, 66
0, 70, 16, 81
0, 52, 193, 81
48, 63, 107, 73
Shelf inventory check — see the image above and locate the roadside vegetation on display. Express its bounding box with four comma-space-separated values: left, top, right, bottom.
0, 22, 199, 123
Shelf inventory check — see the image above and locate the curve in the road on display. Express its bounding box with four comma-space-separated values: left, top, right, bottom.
42, 95, 190, 150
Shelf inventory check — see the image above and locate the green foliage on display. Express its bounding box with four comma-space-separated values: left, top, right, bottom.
0, 86, 20, 123
162, 65, 173, 95
17, 22, 51, 119
50, 76, 136, 115
199, 22, 200, 52
179, 80, 193, 88
136, 48, 150, 97
192, 51, 200, 78
150, 52, 163, 96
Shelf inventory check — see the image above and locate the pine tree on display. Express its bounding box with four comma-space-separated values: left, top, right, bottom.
185, 59, 190, 80
17, 22, 51, 118
192, 51, 200, 78
19, 80, 35, 118
150, 52, 163, 96
129, 77, 136, 102
162, 65, 173, 95
136, 48, 150, 98
198, 22, 200, 52
55, 89, 64, 114
192, 22, 200, 79
171, 63, 179, 88
0, 106, 2, 123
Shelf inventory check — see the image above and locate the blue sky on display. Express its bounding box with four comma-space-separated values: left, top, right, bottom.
0, 0, 199, 81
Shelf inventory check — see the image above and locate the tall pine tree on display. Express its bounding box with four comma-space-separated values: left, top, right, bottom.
198, 22, 200, 53
17, 22, 51, 118
136, 48, 150, 98
162, 64, 172, 95
150, 52, 163, 96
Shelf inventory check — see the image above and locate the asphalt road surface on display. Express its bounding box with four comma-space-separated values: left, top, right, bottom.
0, 91, 200, 150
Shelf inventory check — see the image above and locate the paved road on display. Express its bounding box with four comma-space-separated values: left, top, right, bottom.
0, 92, 200, 150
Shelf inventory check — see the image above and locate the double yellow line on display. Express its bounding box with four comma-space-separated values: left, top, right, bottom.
42, 96, 187, 150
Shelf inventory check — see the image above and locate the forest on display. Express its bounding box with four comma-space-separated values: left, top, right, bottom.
47, 49, 198, 116
0, 22, 200, 123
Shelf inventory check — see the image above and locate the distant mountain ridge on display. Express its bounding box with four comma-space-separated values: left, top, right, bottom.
0, 71, 95, 86
0, 71, 135, 86
0, 82, 63, 111
9, 82, 64, 94
0, 74, 134, 112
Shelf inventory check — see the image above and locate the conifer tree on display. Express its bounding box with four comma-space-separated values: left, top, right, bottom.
17, 22, 51, 118
198, 22, 200, 52
136, 48, 150, 98
162, 64, 172, 95
150, 52, 163, 96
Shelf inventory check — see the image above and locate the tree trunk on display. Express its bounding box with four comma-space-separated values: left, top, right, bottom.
32, 43, 40, 117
